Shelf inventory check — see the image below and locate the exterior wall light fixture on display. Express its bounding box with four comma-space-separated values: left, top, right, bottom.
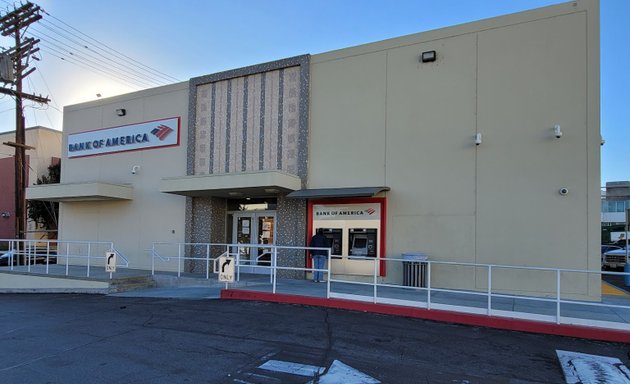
131, 165, 140, 175
116, 108, 126, 116
1, 211, 10, 218
475, 133, 482, 146
553, 124, 562, 139
421, 50, 436, 63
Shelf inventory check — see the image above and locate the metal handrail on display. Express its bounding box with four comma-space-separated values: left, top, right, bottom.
150, 242, 330, 286
326, 254, 630, 331
0, 239, 124, 279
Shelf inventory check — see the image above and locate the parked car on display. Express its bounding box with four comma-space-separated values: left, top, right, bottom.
602, 246, 628, 270
0, 248, 57, 266
0, 250, 15, 266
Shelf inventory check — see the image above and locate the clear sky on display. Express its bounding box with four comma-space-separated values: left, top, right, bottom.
0, 0, 627, 184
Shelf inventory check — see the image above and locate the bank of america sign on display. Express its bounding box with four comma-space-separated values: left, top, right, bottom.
67, 117, 180, 158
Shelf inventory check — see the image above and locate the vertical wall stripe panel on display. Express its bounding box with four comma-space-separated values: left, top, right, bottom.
268, 70, 279, 171
232, 77, 241, 173
277, 69, 284, 170
250, 74, 260, 172
259, 72, 266, 170
225, 79, 232, 173
215, 81, 225, 175
209, 83, 216, 174
241, 76, 249, 172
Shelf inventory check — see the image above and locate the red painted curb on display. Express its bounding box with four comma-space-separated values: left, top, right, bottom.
221, 289, 630, 343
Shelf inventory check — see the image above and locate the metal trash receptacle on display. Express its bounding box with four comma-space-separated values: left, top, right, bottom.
402, 252, 428, 288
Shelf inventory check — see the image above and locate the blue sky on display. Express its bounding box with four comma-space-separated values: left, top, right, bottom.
0, 0, 627, 184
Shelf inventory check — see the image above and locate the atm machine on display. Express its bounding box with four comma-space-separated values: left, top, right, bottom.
320, 228, 342, 258
348, 228, 377, 257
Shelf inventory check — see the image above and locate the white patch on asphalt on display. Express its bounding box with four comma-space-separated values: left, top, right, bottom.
310, 360, 380, 384
556, 350, 630, 384
258, 359, 325, 377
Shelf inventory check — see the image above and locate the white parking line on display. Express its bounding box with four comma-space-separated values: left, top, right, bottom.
557, 350, 630, 384
258, 359, 325, 377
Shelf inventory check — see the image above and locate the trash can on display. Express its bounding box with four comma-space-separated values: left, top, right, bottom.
402, 252, 428, 288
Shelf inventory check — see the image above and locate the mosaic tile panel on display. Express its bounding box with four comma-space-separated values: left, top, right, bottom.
189, 56, 309, 183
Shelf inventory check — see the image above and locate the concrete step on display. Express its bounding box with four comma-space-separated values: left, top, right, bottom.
109, 276, 155, 293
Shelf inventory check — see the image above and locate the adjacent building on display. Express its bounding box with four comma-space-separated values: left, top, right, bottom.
0, 126, 61, 239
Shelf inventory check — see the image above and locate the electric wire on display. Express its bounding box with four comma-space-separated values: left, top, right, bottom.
39, 47, 144, 90
37, 19, 175, 85
38, 11, 179, 83
0, 0, 179, 90
30, 31, 158, 88
30, 24, 168, 87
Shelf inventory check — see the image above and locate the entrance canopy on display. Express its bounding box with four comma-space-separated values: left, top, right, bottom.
160, 170, 301, 198
26, 182, 134, 202
287, 186, 389, 199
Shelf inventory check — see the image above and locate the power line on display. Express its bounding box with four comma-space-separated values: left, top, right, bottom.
38, 18, 178, 84
40, 8, 179, 83
33, 36, 158, 88
1, 0, 180, 90
31, 23, 169, 87
39, 46, 146, 89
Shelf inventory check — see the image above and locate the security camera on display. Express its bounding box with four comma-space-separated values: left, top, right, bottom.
131, 165, 140, 175
559, 187, 569, 196
553, 124, 562, 139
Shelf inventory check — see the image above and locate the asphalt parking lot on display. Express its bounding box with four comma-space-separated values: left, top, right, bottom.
0, 294, 628, 384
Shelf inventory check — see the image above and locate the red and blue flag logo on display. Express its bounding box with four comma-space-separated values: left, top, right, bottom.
151, 124, 174, 141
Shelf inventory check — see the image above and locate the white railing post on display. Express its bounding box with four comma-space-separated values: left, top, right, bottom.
45, 241, 50, 274
151, 244, 155, 276
373, 256, 378, 303
177, 243, 182, 278
206, 244, 210, 280
236, 246, 241, 282
65, 242, 69, 276
326, 249, 331, 299
269, 246, 273, 284
272, 247, 277, 294
556, 269, 561, 324
27, 241, 31, 272
9, 240, 14, 270
487, 265, 492, 316
427, 261, 432, 310
86, 243, 91, 277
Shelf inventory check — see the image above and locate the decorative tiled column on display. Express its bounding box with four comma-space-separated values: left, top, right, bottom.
275, 194, 307, 279
186, 196, 226, 272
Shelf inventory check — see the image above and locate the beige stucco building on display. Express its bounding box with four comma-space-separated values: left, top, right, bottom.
1, 126, 62, 239
27, 0, 600, 299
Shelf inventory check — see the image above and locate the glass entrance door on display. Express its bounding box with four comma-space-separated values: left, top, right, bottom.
232, 211, 276, 274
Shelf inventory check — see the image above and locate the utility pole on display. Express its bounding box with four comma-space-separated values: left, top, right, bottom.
0, 2, 49, 241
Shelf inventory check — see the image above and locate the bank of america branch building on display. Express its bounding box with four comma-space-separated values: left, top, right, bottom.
27, 1, 601, 299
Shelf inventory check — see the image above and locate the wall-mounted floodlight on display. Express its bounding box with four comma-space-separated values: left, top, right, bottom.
553, 124, 562, 139
475, 133, 482, 146
116, 108, 126, 117
421, 50, 436, 63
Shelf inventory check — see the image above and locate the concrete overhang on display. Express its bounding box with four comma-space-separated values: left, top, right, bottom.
287, 186, 390, 199
160, 171, 302, 198
26, 182, 134, 202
